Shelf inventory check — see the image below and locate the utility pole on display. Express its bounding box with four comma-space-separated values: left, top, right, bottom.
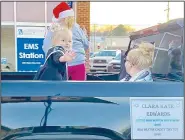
164, 2, 170, 22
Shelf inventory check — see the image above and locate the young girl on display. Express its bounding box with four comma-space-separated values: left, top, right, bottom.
34, 24, 75, 80
42, 2, 89, 81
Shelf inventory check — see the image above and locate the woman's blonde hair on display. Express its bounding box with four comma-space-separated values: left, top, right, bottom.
63, 16, 75, 29
127, 42, 155, 70
50, 23, 72, 46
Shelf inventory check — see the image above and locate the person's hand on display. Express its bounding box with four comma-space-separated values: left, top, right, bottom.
59, 51, 76, 62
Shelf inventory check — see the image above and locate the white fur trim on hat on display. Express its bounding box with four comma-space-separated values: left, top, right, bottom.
52, 9, 74, 22
52, 16, 59, 23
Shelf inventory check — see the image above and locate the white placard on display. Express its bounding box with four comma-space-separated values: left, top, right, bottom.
130, 97, 184, 139
17, 26, 45, 38
1, 58, 7, 64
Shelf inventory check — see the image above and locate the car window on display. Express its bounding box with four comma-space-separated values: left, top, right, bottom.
152, 32, 183, 76
96, 51, 117, 57
114, 53, 121, 60
130, 33, 164, 49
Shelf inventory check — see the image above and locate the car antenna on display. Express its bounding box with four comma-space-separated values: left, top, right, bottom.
40, 94, 60, 127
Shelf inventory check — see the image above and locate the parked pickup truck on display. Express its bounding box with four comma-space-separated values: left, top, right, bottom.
1, 18, 184, 140
90, 50, 121, 72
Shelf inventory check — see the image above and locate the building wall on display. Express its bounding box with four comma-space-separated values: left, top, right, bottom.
1, 26, 15, 71
76, 2, 90, 72
76, 2, 90, 36
1, 2, 75, 23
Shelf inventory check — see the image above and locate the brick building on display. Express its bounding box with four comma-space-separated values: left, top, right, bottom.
1, 2, 90, 72
76, 2, 90, 71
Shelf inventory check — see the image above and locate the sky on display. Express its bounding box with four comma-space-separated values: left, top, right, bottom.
90, 2, 184, 29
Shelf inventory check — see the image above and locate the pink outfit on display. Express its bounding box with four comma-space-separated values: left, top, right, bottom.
68, 64, 86, 81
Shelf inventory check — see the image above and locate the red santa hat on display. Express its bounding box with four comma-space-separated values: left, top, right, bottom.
52, 2, 74, 22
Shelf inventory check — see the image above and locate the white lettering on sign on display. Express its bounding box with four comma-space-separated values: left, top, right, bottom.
19, 52, 44, 59
130, 97, 184, 139
24, 43, 39, 50
17, 27, 45, 38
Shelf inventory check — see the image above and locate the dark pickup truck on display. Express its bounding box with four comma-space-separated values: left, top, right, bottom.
1, 18, 184, 140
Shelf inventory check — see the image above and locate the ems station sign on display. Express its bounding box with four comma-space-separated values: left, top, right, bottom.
16, 27, 45, 72
130, 97, 184, 139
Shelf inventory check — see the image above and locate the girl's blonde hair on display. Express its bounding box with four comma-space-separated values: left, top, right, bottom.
127, 42, 155, 70
50, 23, 72, 46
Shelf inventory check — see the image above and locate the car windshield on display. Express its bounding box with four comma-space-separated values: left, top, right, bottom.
90, 52, 98, 58
95, 51, 117, 57
1, 97, 130, 139
114, 53, 121, 60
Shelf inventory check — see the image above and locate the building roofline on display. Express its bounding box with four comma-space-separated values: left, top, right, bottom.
2, 22, 51, 26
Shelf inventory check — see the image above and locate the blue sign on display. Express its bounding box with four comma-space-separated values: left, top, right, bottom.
17, 38, 45, 72
1, 58, 7, 64
66, 1, 73, 8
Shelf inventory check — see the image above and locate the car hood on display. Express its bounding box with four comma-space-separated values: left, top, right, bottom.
91, 56, 114, 60
109, 60, 121, 64
1, 126, 126, 140
1, 97, 130, 138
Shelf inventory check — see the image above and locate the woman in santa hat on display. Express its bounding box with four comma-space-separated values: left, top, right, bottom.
42, 2, 89, 81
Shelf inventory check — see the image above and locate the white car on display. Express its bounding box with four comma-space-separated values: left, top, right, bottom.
107, 52, 122, 73
90, 50, 121, 72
